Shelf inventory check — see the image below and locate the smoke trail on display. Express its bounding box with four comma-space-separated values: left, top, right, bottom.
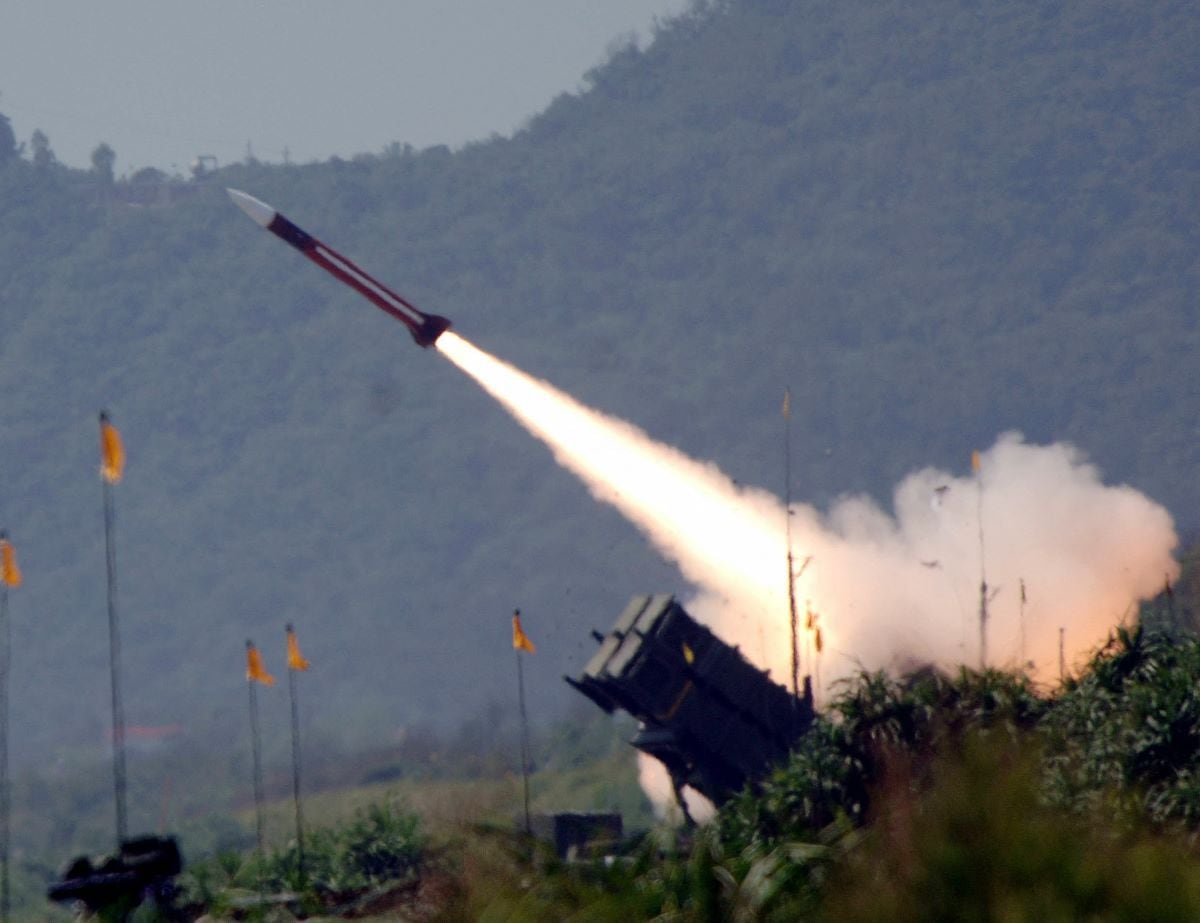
437, 332, 1178, 683
437, 333, 787, 633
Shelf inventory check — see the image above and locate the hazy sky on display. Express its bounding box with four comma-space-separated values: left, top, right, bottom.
0, 1, 688, 175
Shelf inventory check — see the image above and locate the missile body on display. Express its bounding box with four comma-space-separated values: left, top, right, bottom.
226, 188, 451, 348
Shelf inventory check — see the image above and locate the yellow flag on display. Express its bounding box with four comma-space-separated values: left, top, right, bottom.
782, 388, 791, 420
0, 534, 21, 588
246, 642, 275, 686
682, 641, 695, 664
512, 611, 536, 654
286, 625, 311, 671
100, 412, 125, 484
971, 450, 981, 474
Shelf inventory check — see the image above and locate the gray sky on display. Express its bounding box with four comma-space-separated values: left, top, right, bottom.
0, 0, 688, 175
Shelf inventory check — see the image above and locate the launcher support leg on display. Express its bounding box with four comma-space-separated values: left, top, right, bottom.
670, 774, 697, 829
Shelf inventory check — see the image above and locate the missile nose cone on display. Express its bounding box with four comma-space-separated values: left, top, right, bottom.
226, 188, 276, 228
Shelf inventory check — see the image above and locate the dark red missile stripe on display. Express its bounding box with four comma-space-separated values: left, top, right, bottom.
263, 209, 451, 348
268, 213, 420, 328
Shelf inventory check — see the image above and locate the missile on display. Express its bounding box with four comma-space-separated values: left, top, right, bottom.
226, 188, 451, 348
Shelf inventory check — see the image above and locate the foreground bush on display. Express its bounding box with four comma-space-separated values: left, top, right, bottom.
462, 630, 1200, 920
461, 737, 1200, 921
824, 739, 1200, 922
178, 797, 424, 917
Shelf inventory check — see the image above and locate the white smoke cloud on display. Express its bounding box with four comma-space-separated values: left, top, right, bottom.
765, 433, 1179, 684
637, 753, 716, 824
436, 334, 1180, 810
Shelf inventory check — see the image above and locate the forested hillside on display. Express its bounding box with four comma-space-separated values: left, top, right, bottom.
0, 0, 1196, 789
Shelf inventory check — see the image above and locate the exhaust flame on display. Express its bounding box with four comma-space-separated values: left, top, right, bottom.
436, 332, 1179, 806
437, 332, 791, 654
437, 332, 1178, 682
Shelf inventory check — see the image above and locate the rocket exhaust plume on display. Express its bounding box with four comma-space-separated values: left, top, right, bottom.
435, 332, 1179, 695
437, 332, 787, 619
226, 189, 451, 348
222, 191, 1177, 679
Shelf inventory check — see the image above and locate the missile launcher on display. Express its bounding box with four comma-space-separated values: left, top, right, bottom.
568, 594, 814, 810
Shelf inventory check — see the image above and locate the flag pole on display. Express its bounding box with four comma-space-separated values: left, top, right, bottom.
100, 411, 128, 847
516, 650, 531, 837
285, 625, 307, 885
512, 610, 532, 838
0, 579, 9, 923
246, 641, 268, 873
0, 531, 14, 923
244, 639, 275, 905
287, 659, 304, 882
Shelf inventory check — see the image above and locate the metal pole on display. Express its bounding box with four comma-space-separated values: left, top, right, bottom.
0, 585, 10, 923
287, 663, 305, 883
515, 648, 531, 837
248, 674, 266, 866
103, 478, 128, 846
815, 629, 822, 707
787, 553, 799, 700
1019, 578, 1027, 669
783, 388, 801, 702
976, 472, 988, 671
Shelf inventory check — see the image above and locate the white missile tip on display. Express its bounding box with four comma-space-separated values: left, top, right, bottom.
226, 188, 276, 228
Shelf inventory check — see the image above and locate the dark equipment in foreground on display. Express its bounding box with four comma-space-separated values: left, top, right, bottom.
568, 595, 814, 813
48, 836, 183, 918
529, 812, 623, 861
226, 188, 452, 348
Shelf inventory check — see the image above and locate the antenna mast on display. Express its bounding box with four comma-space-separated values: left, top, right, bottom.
783, 388, 800, 700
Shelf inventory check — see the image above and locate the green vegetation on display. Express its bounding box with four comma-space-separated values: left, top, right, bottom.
446, 625, 1200, 921
178, 798, 425, 918
21, 610, 1200, 919
7, 707, 648, 919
